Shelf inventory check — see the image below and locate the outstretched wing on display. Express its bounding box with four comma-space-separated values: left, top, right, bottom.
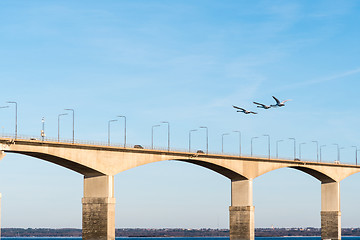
272, 96, 281, 104
253, 101, 265, 107
233, 105, 245, 111
250, 111, 258, 114
281, 99, 292, 104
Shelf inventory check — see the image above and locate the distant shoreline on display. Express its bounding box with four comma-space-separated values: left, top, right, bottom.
1, 228, 360, 238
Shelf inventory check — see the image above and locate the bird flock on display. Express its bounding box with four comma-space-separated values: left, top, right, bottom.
233, 96, 291, 115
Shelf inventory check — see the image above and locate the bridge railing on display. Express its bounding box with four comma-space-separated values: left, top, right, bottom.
0, 133, 356, 166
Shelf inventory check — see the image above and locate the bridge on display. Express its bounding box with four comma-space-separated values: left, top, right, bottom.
1, 137, 360, 240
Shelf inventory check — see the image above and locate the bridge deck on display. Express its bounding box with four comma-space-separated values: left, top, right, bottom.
1, 137, 359, 170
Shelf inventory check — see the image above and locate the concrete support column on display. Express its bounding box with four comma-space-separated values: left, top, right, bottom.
229, 179, 254, 240
321, 181, 341, 240
0, 193, 2, 239
82, 175, 115, 240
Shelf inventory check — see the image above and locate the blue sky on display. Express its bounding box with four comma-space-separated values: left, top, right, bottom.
1, 0, 360, 229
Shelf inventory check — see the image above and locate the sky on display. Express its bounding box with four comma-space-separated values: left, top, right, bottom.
0, 0, 360, 229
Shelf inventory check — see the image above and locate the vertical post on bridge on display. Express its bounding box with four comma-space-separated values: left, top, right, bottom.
229, 179, 254, 240
321, 181, 341, 240
82, 175, 116, 240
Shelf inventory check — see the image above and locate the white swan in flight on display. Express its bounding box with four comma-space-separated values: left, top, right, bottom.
232, 105, 257, 114
270, 96, 291, 107
253, 101, 271, 109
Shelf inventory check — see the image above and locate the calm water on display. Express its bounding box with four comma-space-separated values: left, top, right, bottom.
2, 238, 360, 240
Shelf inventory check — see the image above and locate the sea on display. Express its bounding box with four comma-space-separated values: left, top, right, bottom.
2, 237, 360, 240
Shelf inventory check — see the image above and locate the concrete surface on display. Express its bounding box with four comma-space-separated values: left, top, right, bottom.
1, 138, 360, 240
82, 175, 115, 240
321, 211, 341, 240
229, 206, 255, 240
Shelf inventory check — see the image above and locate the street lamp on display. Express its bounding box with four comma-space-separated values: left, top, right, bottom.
200, 126, 208, 154
312, 141, 319, 162
161, 121, 170, 151
7, 101, 17, 139
41, 117, 45, 141
151, 124, 160, 149
333, 143, 340, 162
289, 138, 296, 160
352, 146, 358, 165
276, 140, 283, 159
339, 147, 345, 162
189, 129, 197, 152
299, 142, 306, 160
117, 116, 127, 148
320, 145, 326, 162
251, 137, 258, 157
222, 133, 229, 153
263, 134, 270, 159
108, 119, 118, 146
64, 109, 75, 143
58, 113, 68, 142
233, 130, 241, 157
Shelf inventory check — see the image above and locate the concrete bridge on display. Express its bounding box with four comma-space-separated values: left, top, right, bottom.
1, 137, 360, 240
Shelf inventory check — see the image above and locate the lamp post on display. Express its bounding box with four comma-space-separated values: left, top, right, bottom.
118, 116, 127, 148
200, 126, 208, 154
108, 119, 118, 146
312, 141, 319, 162
352, 146, 358, 165
263, 134, 270, 159
233, 130, 241, 157
333, 144, 340, 162
58, 113, 68, 142
222, 133, 229, 153
151, 124, 160, 149
276, 140, 283, 159
289, 138, 296, 160
299, 142, 306, 160
161, 121, 170, 151
64, 109, 74, 143
41, 117, 45, 141
339, 147, 345, 162
7, 101, 17, 139
251, 137, 258, 157
189, 129, 197, 152
320, 145, 326, 162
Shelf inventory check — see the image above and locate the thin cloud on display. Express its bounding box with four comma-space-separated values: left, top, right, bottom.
273, 67, 360, 92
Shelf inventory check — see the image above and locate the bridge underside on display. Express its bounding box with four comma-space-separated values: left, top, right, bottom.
4, 151, 104, 176
178, 159, 248, 180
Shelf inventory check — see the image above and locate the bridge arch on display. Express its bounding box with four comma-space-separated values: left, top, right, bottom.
3, 150, 104, 177
252, 166, 322, 229
169, 159, 247, 180
289, 166, 336, 183
250, 164, 338, 183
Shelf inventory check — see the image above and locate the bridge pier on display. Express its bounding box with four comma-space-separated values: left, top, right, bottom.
229, 179, 254, 240
0, 193, 2, 239
82, 175, 115, 240
321, 181, 341, 240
